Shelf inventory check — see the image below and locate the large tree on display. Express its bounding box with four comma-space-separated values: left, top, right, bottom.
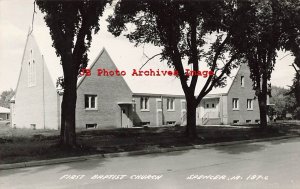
230, 0, 298, 127
37, 0, 111, 147
280, 0, 300, 119
108, 0, 245, 138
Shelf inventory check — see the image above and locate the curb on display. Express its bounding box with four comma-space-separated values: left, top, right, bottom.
1, 134, 299, 170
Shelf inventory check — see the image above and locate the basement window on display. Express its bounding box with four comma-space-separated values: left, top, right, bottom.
166, 121, 176, 125
30, 124, 36, 130
86, 123, 97, 129
141, 121, 150, 126
246, 120, 251, 123
233, 120, 239, 124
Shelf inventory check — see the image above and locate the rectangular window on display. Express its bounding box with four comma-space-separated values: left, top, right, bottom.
181, 100, 186, 110
246, 120, 251, 123
132, 99, 136, 112
247, 99, 253, 110
156, 99, 162, 111
140, 97, 149, 111
232, 98, 239, 110
85, 95, 97, 110
86, 123, 97, 129
241, 76, 245, 87
233, 120, 239, 124
167, 98, 175, 111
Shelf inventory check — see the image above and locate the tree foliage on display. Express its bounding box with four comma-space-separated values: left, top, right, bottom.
108, 0, 246, 137
37, 0, 111, 146
0, 89, 14, 109
230, 0, 300, 127
269, 86, 296, 119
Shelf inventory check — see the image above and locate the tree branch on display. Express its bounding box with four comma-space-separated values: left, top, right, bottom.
189, 13, 199, 93
196, 53, 237, 104
196, 35, 230, 101
139, 53, 162, 70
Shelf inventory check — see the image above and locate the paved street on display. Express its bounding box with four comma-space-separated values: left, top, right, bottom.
1, 137, 300, 189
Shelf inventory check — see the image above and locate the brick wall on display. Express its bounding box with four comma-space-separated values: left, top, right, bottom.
132, 95, 185, 126
76, 49, 133, 129
227, 64, 260, 124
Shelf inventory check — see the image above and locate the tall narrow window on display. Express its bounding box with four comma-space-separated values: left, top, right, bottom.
84, 95, 97, 110
247, 99, 253, 110
167, 98, 175, 111
232, 98, 239, 110
140, 97, 149, 111
28, 50, 36, 87
241, 76, 245, 87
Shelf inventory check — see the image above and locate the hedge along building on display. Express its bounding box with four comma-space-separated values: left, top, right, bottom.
11, 30, 261, 130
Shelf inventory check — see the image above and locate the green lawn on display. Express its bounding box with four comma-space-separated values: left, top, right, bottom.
0, 124, 299, 164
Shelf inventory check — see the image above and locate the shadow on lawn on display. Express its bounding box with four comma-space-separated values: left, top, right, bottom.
212, 143, 266, 155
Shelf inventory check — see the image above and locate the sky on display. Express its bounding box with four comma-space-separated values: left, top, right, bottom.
0, 0, 297, 94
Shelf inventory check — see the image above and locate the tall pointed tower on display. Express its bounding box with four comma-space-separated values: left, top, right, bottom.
11, 32, 60, 130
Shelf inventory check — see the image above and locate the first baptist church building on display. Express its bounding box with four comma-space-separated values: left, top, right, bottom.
10, 32, 261, 130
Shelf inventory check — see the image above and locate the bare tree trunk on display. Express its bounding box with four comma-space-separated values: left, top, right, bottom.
60, 52, 78, 148
185, 96, 197, 139
59, 97, 65, 145
258, 75, 268, 128
258, 95, 268, 127
60, 76, 77, 147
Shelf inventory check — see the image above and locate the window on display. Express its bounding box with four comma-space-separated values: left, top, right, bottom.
212, 103, 215, 108
30, 124, 36, 130
232, 98, 239, 110
141, 121, 150, 126
241, 76, 245, 87
28, 50, 36, 87
167, 98, 175, 111
85, 95, 97, 109
181, 100, 186, 110
166, 121, 176, 125
206, 104, 209, 108
140, 97, 149, 111
247, 99, 253, 110
156, 99, 162, 111
233, 120, 239, 124
246, 120, 251, 123
132, 99, 136, 112
86, 123, 97, 129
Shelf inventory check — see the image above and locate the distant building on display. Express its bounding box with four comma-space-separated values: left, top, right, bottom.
11, 32, 260, 130
0, 106, 10, 121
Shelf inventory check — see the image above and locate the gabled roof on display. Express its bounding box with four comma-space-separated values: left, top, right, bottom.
78, 37, 239, 97
0, 106, 10, 113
